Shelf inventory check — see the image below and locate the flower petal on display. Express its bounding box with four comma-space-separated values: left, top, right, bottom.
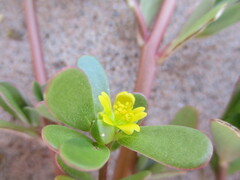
117, 123, 140, 135
98, 92, 112, 115
101, 113, 114, 126
133, 112, 147, 122
114, 91, 135, 109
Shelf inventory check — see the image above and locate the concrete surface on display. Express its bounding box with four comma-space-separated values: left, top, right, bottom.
0, 0, 240, 179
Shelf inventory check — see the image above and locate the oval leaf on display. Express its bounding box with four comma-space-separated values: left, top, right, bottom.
35, 102, 57, 122
211, 119, 240, 163
42, 125, 88, 151
118, 126, 213, 169
60, 137, 110, 171
44, 68, 95, 131
171, 106, 198, 129
56, 155, 94, 180
77, 56, 110, 113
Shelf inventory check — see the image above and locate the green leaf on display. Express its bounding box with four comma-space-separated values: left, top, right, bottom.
159, 2, 226, 61
23, 107, 40, 127
56, 155, 94, 180
139, 0, 163, 27
171, 106, 198, 129
35, 102, 57, 122
42, 125, 88, 151
77, 56, 110, 113
118, 126, 213, 169
180, 0, 215, 34
60, 137, 110, 171
0, 82, 29, 124
211, 119, 240, 163
137, 155, 155, 172
198, 2, 240, 37
228, 157, 240, 174
91, 120, 115, 144
0, 119, 38, 137
32, 81, 44, 101
133, 93, 148, 110
55, 175, 75, 180
133, 93, 148, 125
121, 170, 151, 180
44, 68, 95, 131
221, 78, 240, 121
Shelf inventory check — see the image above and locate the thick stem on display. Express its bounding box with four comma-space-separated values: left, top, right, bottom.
113, 1, 176, 179
216, 161, 228, 180
99, 161, 109, 180
23, 0, 61, 176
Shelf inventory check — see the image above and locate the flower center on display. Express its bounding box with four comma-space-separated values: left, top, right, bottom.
114, 101, 133, 123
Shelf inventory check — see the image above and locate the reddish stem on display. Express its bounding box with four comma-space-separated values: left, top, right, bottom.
23, 0, 62, 176
113, 0, 176, 179
127, 0, 148, 40
23, 0, 47, 85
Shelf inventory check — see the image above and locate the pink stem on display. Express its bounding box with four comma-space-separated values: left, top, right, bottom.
127, 0, 148, 40
23, 0, 62, 176
23, 0, 47, 85
114, 1, 177, 179
148, 0, 177, 55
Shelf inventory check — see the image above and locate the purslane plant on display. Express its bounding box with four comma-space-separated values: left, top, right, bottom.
41, 56, 213, 179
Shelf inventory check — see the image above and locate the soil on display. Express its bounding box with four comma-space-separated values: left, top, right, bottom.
0, 0, 240, 179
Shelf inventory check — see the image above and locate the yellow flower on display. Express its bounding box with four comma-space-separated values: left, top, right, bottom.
98, 91, 147, 135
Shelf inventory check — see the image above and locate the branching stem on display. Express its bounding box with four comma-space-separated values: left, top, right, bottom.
113, 0, 176, 179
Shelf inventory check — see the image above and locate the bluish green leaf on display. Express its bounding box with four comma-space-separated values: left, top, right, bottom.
77, 56, 110, 113
44, 68, 95, 131
42, 125, 88, 151
60, 137, 110, 171
56, 155, 94, 180
118, 126, 213, 169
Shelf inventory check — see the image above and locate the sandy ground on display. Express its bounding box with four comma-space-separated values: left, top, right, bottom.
0, 0, 240, 179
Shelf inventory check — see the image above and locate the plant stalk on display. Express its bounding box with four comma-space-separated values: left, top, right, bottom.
23, 0, 62, 176
217, 161, 228, 180
113, 0, 176, 179
99, 161, 109, 180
